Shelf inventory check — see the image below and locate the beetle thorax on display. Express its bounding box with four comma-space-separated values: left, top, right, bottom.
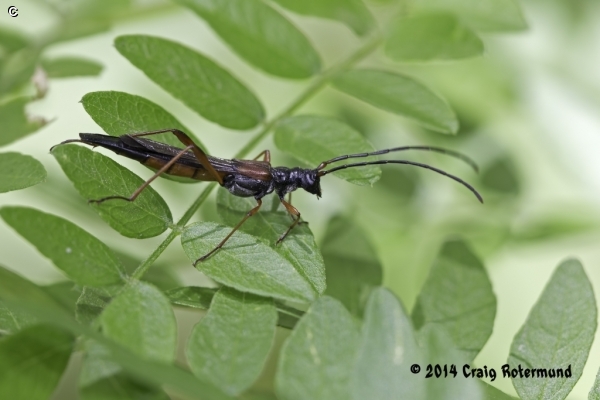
272, 167, 321, 198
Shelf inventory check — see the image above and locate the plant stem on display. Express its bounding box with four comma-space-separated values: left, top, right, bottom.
131, 33, 383, 280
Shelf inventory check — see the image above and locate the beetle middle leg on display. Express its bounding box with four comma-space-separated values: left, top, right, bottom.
195, 199, 263, 264
276, 198, 302, 244
89, 144, 194, 205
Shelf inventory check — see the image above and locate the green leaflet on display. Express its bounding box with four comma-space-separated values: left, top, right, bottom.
176, 0, 321, 79
332, 69, 458, 133
115, 35, 264, 130
79, 340, 169, 400
508, 259, 597, 400
385, 13, 484, 61
415, 0, 527, 32
181, 221, 317, 303
275, 296, 360, 400
186, 288, 277, 395
270, 0, 375, 36
81, 91, 204, 149
100, 281, 177, 363
0, 152, 46, 193
52, 144, 172, 238
590, 367, 600, 400
0, 27, 30, 54
0, 266, 233, 400
0, 299, 37, 335
419, 325, 483, 400
0, 325, 74, 400
41, 56, 103, 78
274, 115, 380, 185
412, 239, 496, 362
167, 286, 304, 329
217, 192, 326, 297
322, 215, 382, 316
0, 207, 125, 287
351, 288, 425, 400
0, 97, 47, 146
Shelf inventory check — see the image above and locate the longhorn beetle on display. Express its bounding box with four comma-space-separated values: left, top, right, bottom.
53, 129, 482, 263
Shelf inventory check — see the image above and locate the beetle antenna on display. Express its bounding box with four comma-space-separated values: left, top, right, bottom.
49, 139, 84, 152
318, 160, 483, 203
316, 146, 478, 173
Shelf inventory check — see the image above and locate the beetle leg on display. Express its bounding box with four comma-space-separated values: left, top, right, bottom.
283, 192, 308, 226
129, 129, 223, 185
252, 150, 271, 163
89, 144, 194, 205
276, 199, 302, 244
195, 199, 263, 264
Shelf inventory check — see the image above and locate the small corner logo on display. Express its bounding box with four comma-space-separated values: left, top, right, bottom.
8, 6, 18, 17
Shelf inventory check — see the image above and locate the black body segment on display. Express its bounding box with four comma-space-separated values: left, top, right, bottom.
54, 129, 482, 262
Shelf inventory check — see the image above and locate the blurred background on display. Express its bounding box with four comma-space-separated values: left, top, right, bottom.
1, 0, 600, 398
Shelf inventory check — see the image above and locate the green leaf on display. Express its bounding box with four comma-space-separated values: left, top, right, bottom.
412, 239, 496, 362
181, 221, 316, 303
482, 382, 518, 400
508, 259, 597, 400
80, 340, 169, 400
0, 152, 46, 193
41, 56, 103, 78
332, 69, 458, 133
52, 144, 173, 238
385, 13, 484, 61
42, 281, 82, 313
177, 0, 321, 79
167, 286, 217, 310
416, 0, 527, 32
81, 91, 204, 149
166, 286, 303, 329
275, 296, 360, 400
419, 325, 483, 400
76, 287, 114, 326
0, 27, 30, 54
351, 287, 425, 400
322, 215, 382, 316
187, 288, 277, 395
100, 281, 177, 363
274, 115, 381, 185
217, 192, 326, 297
0, 207, 125, 287
115, 35, 264, 130
0, 97, 47, 146
0, 299, 37, 336
0, 267, 234, 400
0, 325, 74, 400
270, 0, 375, 36
0, 265, 70, 317
0, 48, 40, 95
590, 366, 600, 400
481, 156, 520, 194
